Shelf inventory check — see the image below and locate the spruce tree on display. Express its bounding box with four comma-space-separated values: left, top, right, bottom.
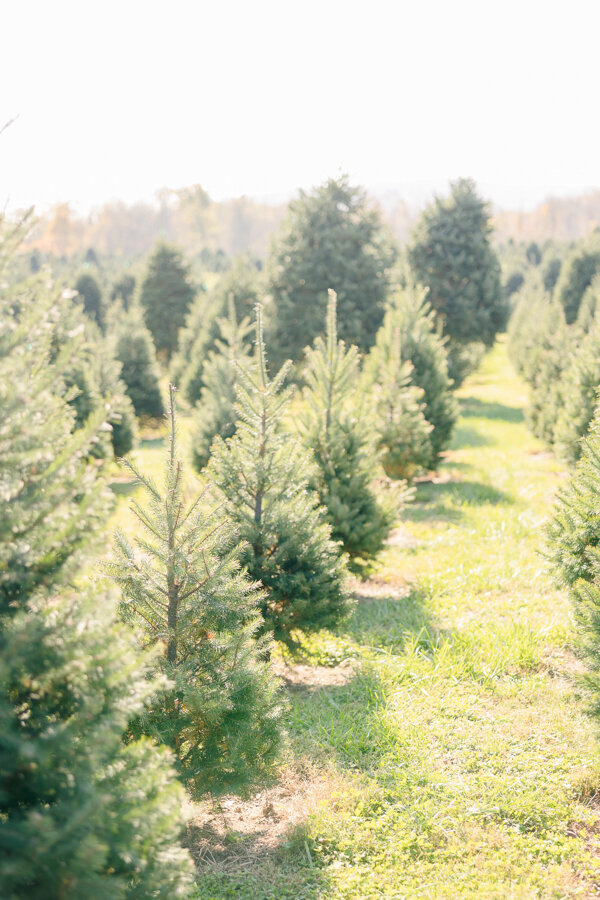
298, 291, 395, 574
266, 175, 396, 368
525, 302, 570, 446
191, 299, 253, 472
108, 385, 282, 798
140, 242, 196, 362
112, 302, 165, 419
209, 305, 349, 645
364, 282, 457, 464
554, 237, 600, 325
0, 273, 194, 897
407, 178, 505, 383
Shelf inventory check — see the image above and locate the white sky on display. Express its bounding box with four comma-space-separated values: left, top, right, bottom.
1, 0, 599, 214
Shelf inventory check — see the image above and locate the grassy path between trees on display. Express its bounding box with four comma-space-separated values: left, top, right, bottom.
117, 340, 600, 898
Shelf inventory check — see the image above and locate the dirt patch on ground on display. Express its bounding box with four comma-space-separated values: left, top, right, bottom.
385, 525, 420, 550
273, 658, 356, 690
351, 574, 412, 602
186, 764, 343, 874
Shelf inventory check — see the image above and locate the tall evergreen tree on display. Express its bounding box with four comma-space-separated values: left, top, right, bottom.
191, 300, 253, 472
407, 178, 505, 383
298, 291, 395, 574
0, 271, 194, 897
209, 306, 349, 645
266, 175, 396, 368
140, 242, 196, 361
112, 302, 165, 419
74, 271, 106, 331
363, 282, 457, 464
108, 386, 282, 798
554, 318, 600, 465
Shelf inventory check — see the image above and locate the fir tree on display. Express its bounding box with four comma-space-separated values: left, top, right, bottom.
554, 237, 600, 325
140, 242, 196, 362
298, 291, 395, 574
364, 282, 457, 464
108, 385, 282, 798
266, 175, 396, 368
525, 302, 570, 446
191, 299, 253, 472
408, 178, 505, 383
209, 305, 349, 645
0, 270, 194, 897
112, 302, 165, 419
74, 271, 106, 331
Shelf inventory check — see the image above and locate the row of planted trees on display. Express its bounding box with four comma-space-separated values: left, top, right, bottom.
506, 230, 600, 764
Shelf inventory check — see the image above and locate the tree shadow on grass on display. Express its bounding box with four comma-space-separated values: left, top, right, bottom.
460, 396, 525, 424
450, 422, 492, 449
402, 476, 513, 526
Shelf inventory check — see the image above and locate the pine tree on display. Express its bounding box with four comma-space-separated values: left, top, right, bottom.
108, 385, 282, 798
364, 282, 457, 464
191, 299, 253, 472
209, 306, 349, 645
525, 302, 570, 446
112, 302, 165, 419
298, 291, 395, 574
0, 268, 194, 897
140, 242, 196, 362
408, 178, 505, 383
266, 175, 396, 368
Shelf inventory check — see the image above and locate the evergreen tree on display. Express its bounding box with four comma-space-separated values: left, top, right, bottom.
173, 257, 262, 405
554, 237, 600, 325
575, 274, 600, 332
364, 282, 457, 464
140, 242, 196, 361
266, 175, 396, 367
110, 272, 136, 309
298, 291, 395, 574
407, 178, 505, 382
74, 271, 106, 331
191, 300, 253, 472
209, 306, 349, 645
525, 301, 570, 446
0, 271, 194, 897
554, 319, 600, 465
541, 254, 562, 293
112, 302, 165, 419
108, 385, 282, 797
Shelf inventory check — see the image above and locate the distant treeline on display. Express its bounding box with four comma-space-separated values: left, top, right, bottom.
22, 185, 600, 263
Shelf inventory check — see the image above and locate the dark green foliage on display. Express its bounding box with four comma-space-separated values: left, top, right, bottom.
110, 272, 136, 308
173, 257, 261, 405
209, 306, 350, 645
504, 270, 525, 300
541, 255, 562, 293
140, 242, 196, 361
191, 301, 253, 471
267, 175, 396, 367
84, 246, 99, 265
575, 275, 600, 332
407, 178, 505, 369
108, 387, 282, 797
29, 249, 41, 273
525, 242, 542, 266
0, 266, 194, 897
554, 320, 600, 465
364, 283, 457, 465
112, 302, 164, 418
298, 291, 395, 574
554, 238, 600, 325
75, 271, 106, 330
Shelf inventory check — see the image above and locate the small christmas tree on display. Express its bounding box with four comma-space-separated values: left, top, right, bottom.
108, 385, 282, 798
140, 242, 196, 362
364, 282, 457, 465
298, 290, 395, 574
0, 269, 194, 897
554, 318, 600, 465
363, 316, 433, 480
74, 271, 106, 330
209, 305, 349, 645
191, 298, 253, 471
112, 301, 165, 419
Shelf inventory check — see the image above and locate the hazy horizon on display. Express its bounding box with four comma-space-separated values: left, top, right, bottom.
2, 0, 600, 218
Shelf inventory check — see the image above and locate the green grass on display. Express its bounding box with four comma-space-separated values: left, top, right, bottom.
113, 340, 600, 897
